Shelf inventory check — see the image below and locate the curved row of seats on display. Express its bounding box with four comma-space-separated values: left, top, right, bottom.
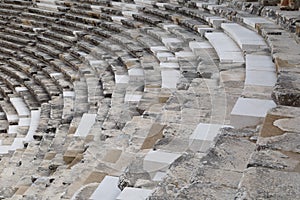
0, 0, 297, 199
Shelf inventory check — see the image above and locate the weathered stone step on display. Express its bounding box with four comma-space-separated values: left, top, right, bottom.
221, 23, 268, 52
205, 32, 244, 63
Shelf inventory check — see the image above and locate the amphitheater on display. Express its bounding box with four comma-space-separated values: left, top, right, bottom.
0, 0, 299, 199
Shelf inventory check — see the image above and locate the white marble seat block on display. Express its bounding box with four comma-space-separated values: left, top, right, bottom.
143, 150, 181, 173
18, 118, 31, 126
156, 52, 175, 62
63, 91, 75, 98
162, 24, 180, 31
160, 62, 179, 69
0, 145, 10, 154
205, 32, 244, 63
152, 171, 167, 181
155, 3, 168, 8
175, 51, 195, 59
8, 125, 18, 134
74, 114, 97, 137
230, 98, 276, 128
207, 4, 222, 11
111, 16, 127, 24
111, 1, 123, 6
189, 41, 213, 56
10, 98, 30, 117
246, 55, 275, 72
196, 2, 214, 8
209, 17, 226, 28
161, 37, 182, 45
125, 94, 142, 102
89, 60, 103, 66
243, 17, 272, 29
221, 23, 267, 51
15, 87, 28, 93
116, 188, 153, 200
189, 41, 213, 51
150, 46, 169, 55
91, 5, 102, 10
245, 70, 277, 87
89, 176, 121, 200
189, 123, 227, 152
6, 114, 19, 123
115, 75, 129, 84
161, 69, 180, 89
197, 27, 214, 37
10, 138, 24, 151
128, 68, 144, 76
37, 3, 58, 11
50, 72, 63, 78
25, 110, 41, 141
134, 0, 154, 5
122, 11, 139, 18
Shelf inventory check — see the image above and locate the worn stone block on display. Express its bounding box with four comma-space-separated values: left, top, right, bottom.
89, 176, 121, 200
116, 187, 152, 200
143, 150, 181, 173
189, 123, 226, 152
231, 98, 276, 128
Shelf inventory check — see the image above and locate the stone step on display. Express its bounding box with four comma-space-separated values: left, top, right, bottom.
205, 32, 244, 63
221, 23, 268, 52
245, 54, 277, 87
74, 113, 97, 137
230, 97, 276, 129
89, 176, 121, 200
189, 123, 230, 153
116, 187, 153, 200
242, 17, 273, 30
150, 128, 256, 199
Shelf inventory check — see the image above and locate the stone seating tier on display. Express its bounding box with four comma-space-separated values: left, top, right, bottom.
0, 0, 298, 199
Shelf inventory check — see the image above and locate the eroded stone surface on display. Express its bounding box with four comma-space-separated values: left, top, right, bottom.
236, 167, 300, 200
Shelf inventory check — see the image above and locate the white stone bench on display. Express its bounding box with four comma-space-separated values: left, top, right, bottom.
189, 123, 230, 152
189, 41, 213, 55
89, 176, 121, 200
36, 3, 59, 11
143, 150, 181, 175
124, 93, 142, 102
8, 125, 18, 134
128, 68, 144, 76
243, 17, 272, 29
245, 71, 277, 87
245, 54, 277, 87
230, 97, 276, 129
221, 23, 268, 52
161, 69, 180, 89
10, 97, 30, 118
197, 25, 215, 37
116, 187, 153, 200
115, 75, 130, 84
205, 16, 227, 28
160, 62, 180, 69
111, 16, 128, 25
74, 113, 97, 137
24, 110, 41, 142
205, 32, 244, 63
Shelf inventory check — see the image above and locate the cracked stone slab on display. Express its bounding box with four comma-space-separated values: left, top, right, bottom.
248, 149, 299, 172
236, 167, 300, 200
